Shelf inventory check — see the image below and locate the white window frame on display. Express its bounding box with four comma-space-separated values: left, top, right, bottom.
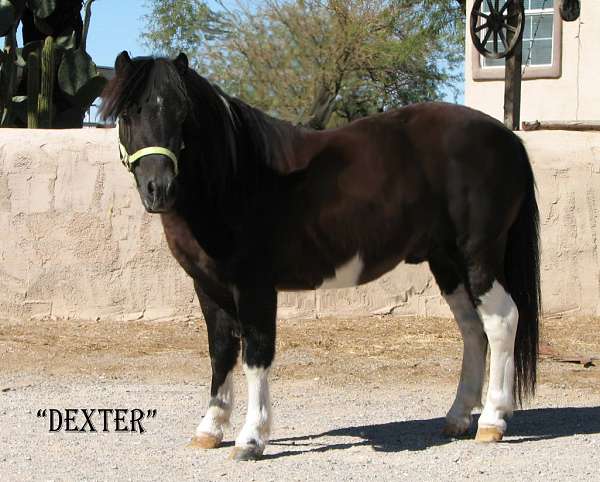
472, 0, 562, 81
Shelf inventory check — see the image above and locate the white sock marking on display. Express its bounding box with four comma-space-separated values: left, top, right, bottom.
444, 284, 486, 430
319, 254, 364, 289
196, 372, 234, 439
477, 280, 519, 431
235, 365, 271, 450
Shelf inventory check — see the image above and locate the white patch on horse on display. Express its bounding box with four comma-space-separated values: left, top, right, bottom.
319, 254, 364, 289
235, 365, 271, 451
443, 284, 486, 433
476, 280, 518, 433
196, 371, 234, 440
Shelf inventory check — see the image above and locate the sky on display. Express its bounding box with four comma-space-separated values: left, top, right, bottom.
86, 0, 151, 68
85, 0, 464, 102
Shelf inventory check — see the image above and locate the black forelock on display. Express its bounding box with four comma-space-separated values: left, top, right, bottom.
100, 57, 187, 121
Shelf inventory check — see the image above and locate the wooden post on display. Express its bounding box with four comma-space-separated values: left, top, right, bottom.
503, 1, 523, 130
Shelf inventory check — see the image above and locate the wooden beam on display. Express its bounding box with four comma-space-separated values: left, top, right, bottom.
504, 1, 523, 130
522, 121, 600, 132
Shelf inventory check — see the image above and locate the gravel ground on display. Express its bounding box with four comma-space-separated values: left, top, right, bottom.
1, 316, 599, 481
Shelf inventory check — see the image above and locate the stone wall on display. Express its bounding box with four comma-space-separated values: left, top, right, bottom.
1, 128, 599, 321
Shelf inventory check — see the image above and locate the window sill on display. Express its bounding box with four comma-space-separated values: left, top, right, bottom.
473, 62, 562, 81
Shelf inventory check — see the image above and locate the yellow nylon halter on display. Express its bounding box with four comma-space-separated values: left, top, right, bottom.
117, 121, 180, 175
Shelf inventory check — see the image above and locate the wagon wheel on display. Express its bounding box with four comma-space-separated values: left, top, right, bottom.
470, 0, 525, 60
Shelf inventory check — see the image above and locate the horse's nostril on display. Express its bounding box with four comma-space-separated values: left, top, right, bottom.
147, 180, 156, 196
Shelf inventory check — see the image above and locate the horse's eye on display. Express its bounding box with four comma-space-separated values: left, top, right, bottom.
121, 113, 129, 123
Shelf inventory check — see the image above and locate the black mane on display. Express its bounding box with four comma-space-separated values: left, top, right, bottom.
100, 57, 186, 121
100, 56, 304, 195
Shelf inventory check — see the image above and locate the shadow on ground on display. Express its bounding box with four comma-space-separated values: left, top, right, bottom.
267, 407, 600, 459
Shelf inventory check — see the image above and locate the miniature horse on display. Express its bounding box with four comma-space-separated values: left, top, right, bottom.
101, 52, 540, 461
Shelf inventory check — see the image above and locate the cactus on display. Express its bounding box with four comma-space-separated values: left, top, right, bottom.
1, 1, 106, 129
0, 0, 17, 37
0, 22, 18, 127
27, 50, 40, 128
38, 35, 55, 128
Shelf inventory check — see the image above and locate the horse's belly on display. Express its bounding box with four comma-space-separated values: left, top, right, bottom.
273, 215, 422, 292
275, 252, 397, 292
317, 254, 364, 289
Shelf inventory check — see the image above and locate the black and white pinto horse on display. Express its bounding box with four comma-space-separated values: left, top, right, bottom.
101, 52, 540, 461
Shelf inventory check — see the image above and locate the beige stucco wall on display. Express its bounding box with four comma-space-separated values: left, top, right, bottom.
1, 128, 600, 322
464, 0, 600, 122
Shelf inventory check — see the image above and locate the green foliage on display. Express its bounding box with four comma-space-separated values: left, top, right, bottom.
28, 0, 57, 19
58, 48, 100, 96
0, 0, 17, 37
142, 0, 227, 59
143, 0, 465, 129
0, 0, 106, 128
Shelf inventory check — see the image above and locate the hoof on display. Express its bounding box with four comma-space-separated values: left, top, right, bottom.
442, 421, 470, 438
189, 433, 222, 449
229, 445, 263, 461
475, 426, 504, 443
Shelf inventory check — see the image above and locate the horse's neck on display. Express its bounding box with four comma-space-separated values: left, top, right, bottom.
242, 105, 326, 175
178, 90, 328, 232
174, 185, 236, 260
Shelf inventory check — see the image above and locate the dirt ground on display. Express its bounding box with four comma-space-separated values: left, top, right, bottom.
1, 315, 600, 481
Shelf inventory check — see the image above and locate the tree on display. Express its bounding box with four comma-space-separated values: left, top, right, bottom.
143, 0, 464, 129
143, 0, 226, 60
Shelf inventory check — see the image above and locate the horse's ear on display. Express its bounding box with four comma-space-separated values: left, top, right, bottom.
174, 52, 189, 76
115, 51, 131, 73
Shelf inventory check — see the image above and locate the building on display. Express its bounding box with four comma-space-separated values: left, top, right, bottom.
464, 0, 598, 122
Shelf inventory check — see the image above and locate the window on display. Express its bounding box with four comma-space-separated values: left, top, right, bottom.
472, 0, 562, 80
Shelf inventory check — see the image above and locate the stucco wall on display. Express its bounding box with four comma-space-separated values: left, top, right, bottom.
464, 0, 600, 122
1, 128, 600, 322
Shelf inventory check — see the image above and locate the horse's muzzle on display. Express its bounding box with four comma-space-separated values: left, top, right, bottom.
142, 178, 177, 213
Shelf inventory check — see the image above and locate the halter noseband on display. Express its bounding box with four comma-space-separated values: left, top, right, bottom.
117, 121, 181, 175
118, 142, 179, 175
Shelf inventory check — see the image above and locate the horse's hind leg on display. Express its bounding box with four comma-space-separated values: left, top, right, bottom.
429, 255, 486, 437
467, 248, 519, 443
191, 282, 240, 449
443, 285, 487, 436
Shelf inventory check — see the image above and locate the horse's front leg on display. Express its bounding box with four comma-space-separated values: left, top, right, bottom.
230, 284, 277, 461
191, 282, 240, 449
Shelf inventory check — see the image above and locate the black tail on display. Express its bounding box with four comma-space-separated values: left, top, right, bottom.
505, 146, 541, 405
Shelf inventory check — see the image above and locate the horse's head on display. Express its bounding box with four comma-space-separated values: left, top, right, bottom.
102, 52, 190, 213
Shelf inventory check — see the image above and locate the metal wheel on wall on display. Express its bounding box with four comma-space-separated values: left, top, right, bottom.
470, 0, 525, 60
559, 0, 580, 22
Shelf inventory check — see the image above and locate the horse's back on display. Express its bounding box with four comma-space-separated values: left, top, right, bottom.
308, 101, 533, 260
383, 102, 533, 254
